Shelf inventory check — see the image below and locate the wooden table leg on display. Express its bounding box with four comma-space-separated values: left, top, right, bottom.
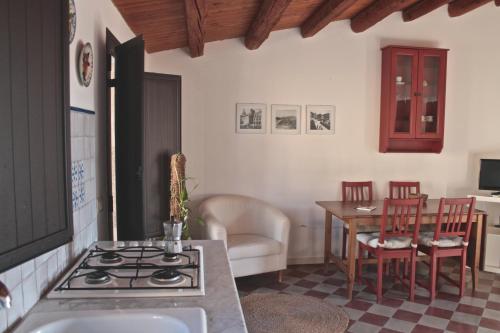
347, 220, 357, 300
471, 214, 483, 291
324, 211, 332, 272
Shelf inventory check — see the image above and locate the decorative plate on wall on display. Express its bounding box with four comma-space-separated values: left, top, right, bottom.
68, 0, 76, 43
78, 43, 93, 87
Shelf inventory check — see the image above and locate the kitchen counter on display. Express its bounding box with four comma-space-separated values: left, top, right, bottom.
27, 240, 247, 333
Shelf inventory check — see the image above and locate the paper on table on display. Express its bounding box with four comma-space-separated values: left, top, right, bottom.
356, 206, 376, 212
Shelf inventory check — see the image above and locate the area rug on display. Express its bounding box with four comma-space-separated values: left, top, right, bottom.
241, 293, 349, 333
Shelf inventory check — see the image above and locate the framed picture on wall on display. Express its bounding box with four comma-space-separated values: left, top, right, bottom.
306, 105, 335, 135
236, 103, 267, 134
271, 104, 301, 135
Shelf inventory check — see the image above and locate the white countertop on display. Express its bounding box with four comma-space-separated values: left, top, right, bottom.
25, 240, 247, 333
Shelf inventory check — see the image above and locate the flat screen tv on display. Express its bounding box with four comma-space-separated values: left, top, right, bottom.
479, 159, 500, 194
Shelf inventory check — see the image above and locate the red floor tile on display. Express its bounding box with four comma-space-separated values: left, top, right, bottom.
491, 287, 500, 295
425, 306, 454, 319
446, 321, 478, 333
380, 298, 405, 308
393, 309, 422, 323
456, 303, 484, 316
486, 301, 500, 311
411, 324, 444, 333
359, 312, 390, 326
345, 299, 373, 311
479, 317, 500, 331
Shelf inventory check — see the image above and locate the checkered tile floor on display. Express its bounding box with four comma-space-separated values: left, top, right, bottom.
236, 260, 500, 333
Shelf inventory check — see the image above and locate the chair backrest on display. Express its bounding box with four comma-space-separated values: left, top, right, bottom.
342, 181, 373, 202
198, 194, 287, 235
434, 197, 476, 244
389, 181, 420, 199
379, 198, 423, 246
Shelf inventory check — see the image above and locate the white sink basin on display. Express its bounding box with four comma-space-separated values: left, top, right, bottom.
13, 308, 207, 333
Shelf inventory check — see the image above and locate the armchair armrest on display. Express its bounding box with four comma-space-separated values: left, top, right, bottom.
204, 215, 228, 248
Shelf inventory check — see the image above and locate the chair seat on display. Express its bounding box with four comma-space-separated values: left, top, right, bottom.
356, 232, 412, 249
418, 232, 464, 247
227, 234, 282, 260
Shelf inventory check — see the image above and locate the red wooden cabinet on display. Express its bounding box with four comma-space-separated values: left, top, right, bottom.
379, 46, 448, 153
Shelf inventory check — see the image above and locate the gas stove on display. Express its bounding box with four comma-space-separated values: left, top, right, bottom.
47, 241, 204, 298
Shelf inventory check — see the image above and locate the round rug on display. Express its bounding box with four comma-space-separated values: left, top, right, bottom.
241, 293, 349, 333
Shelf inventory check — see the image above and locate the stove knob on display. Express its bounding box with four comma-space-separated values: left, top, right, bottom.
143, 240, 153, 247
116, 241, 125, 248
128, 241, 139, 247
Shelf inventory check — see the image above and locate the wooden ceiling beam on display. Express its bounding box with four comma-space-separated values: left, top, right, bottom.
448, 0, 492, 17
301, 0, 358, 38
351, 0, 416, 33
244, 0, 293, 50
403, 0, 450, 22
183, 0, 206, 57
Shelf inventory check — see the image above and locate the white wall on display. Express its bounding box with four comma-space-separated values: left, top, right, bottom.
146, 4, 500, 262
0, 1, 136, 331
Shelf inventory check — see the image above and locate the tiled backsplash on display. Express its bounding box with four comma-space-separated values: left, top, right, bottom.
0, 110, 98, 332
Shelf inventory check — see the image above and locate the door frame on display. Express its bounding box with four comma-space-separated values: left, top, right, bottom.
105, 28, 120, 240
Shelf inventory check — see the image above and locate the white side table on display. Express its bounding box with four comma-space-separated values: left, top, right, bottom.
469, 194, 500, 273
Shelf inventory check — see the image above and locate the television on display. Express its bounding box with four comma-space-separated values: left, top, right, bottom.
479, 159, 500, 194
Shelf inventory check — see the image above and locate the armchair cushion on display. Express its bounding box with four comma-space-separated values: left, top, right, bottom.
227, 234, 282, 260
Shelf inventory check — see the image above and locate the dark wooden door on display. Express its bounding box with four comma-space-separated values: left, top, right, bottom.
0, 0, 72, 272
115, 36, 145, 240
143, 73, 181, 238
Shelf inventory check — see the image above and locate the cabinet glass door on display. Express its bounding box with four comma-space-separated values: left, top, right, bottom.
390, 50, 418, 138
416, 51, 444, 138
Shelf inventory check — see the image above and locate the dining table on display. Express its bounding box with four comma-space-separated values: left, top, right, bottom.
316, 199, 487, 300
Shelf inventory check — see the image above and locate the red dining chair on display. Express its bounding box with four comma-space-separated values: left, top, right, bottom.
341, 181, 374, 259
417, 197, 476, 300
357, 198, 423, 303
389, 181, 420, 199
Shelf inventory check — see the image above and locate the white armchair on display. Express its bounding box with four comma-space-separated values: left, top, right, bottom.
199, 195, 290, 280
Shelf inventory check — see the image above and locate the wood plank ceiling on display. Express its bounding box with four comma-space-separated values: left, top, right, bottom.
112, 0, 498, 57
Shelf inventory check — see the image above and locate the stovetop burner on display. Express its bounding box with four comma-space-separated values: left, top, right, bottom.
51, 243, 204, 297
100, 252, 123, 264
150, 269, 184, 285
162, 253, 179, 263
85, 271, 111, 285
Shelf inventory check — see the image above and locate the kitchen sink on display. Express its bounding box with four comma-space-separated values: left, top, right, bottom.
12, 308, 207, 333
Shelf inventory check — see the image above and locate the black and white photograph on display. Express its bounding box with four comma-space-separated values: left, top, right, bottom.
271, 105, 301, 134
306, 105, 335, 135
236, 103, 266, 134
